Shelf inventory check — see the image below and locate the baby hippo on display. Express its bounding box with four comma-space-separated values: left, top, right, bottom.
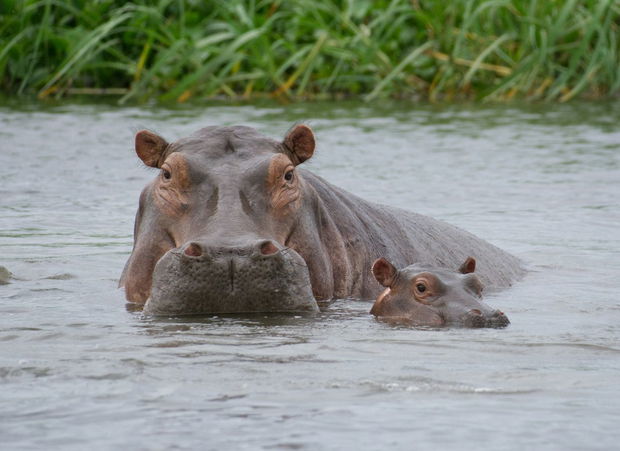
370, 257, 509, 328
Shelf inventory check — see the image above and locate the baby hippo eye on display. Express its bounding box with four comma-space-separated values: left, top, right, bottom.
284, 170, 294, 182
416, 283, 426, 293
162, 169, 171, 180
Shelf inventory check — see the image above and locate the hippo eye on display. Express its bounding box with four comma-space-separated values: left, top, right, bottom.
284, 170, 294, 181
416, 283, 426, 293
162, 169, 171, 181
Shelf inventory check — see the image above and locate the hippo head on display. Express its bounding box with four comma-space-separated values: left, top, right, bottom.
370, 257, 510, 328
119, 125, 319, 315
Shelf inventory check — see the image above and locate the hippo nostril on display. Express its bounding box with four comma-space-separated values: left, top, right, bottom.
491, 310, 510, 327
260, 241, 279, 256
184, 242, 203, 257
469, 309, 482, 316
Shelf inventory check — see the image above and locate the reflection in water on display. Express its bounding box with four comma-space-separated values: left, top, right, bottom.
0, 101, 619, 450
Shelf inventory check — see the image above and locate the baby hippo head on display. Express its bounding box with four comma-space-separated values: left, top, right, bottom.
370, 257, 510, 328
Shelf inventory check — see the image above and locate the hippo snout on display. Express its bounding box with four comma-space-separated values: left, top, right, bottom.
143, 240, 318, 316
488, 309, 510, 328
463, 309, 510, 328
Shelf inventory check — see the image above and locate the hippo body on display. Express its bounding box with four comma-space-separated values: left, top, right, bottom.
370, 257, 510, 328
279, 169, 522, 298
120, 125, 523, 315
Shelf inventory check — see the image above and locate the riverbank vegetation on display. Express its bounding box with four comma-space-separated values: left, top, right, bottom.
1, 0, 619, 103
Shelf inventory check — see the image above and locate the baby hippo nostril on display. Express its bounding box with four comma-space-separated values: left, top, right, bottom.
491, 310, 510, 327
184, 242, 203, 257
470, 309, 482, 315
260, 241, 279, 256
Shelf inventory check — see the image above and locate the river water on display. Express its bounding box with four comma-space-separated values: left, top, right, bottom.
1, 100, 619, 450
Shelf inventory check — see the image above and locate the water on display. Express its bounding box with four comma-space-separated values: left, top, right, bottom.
1, 100, 619, 450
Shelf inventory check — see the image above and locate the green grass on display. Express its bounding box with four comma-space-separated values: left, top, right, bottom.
1, 0, 619, 103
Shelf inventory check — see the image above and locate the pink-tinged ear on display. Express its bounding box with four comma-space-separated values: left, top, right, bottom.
135, 130, 169, 168
283, 124, 315, 165
372, 257, 398, 287
459, 257, 476, 274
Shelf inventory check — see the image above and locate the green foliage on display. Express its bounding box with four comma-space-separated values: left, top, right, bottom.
1, 0, 618, 102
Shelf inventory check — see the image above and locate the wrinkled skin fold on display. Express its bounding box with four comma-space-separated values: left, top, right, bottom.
120, 125, 523, 315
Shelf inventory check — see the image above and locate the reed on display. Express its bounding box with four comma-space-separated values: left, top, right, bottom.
1, 0, 618, 102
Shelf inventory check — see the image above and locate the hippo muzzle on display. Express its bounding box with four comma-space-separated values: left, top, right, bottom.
460, 307, 510, 328
144, 240, 318, 315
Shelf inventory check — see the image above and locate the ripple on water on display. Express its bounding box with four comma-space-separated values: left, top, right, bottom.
357, 377, 541, 396
43, 273, 76, 280
0, 366, 53, 380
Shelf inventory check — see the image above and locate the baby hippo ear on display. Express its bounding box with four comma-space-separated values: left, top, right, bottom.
372, 257, 398, 287
283, 124, 315, 165
135, 130, 169, 168
458, 257, 476, 274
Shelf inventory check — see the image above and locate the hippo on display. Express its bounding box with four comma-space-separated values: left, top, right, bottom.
370, 256, 510, 327
120, 124, 523, 315
0, 266, 11, 285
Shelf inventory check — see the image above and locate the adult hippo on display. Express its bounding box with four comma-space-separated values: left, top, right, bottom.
370, 257, 510, 328
120, 124, 523, 315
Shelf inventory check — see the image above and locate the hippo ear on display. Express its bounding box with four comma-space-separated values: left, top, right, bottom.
459, 257, 476, 274
283, 124, 315, 165
135, 130, 169, 168
372, 258, 398, 287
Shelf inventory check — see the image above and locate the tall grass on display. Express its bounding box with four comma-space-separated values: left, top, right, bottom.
1, 0, 618, 102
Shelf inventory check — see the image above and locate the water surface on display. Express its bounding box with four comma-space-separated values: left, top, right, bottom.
1, 100, 619, 450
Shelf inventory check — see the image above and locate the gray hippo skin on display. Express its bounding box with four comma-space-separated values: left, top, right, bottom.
370, 257, 510, 328
119, 124, 523, 315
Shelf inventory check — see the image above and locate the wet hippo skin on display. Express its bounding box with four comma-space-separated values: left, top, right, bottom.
371, 257, 510, 328
119, 125, 523, 315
